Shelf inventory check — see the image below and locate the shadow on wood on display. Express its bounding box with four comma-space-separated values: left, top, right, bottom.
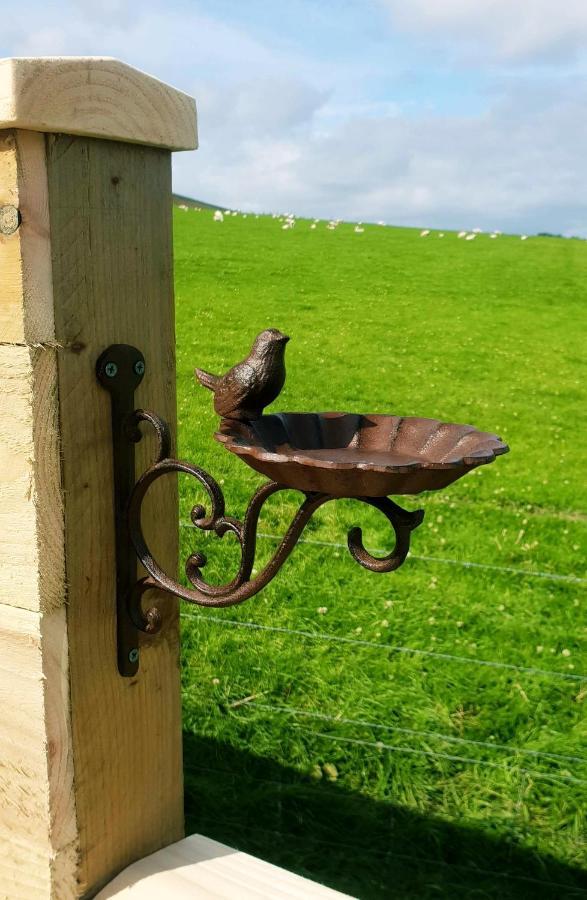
183, 732, 587, 900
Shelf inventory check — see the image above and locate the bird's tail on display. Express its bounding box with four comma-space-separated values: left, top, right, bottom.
195, 368, 220, 391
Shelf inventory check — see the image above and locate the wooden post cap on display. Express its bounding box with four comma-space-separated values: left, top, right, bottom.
0, 56, 197, 150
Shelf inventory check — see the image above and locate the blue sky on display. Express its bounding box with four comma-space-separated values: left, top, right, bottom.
2, 0, 587, 234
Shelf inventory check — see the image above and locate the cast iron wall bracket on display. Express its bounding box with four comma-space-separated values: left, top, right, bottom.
97, 344, 424, 676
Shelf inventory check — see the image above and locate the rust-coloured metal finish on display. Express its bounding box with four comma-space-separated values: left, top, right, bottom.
195, 328, 289, 420
125, 437, 423, 634
217, 412, 509, 497
98, 330, 508, 675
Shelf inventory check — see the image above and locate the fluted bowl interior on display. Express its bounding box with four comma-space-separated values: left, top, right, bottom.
215, 412, 508, 497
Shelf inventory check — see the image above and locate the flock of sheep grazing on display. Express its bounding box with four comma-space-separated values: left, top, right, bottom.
218, 210, 383, 235
178, 204, 528, 239
208, 208, 370, 233
420, 227, 528, 241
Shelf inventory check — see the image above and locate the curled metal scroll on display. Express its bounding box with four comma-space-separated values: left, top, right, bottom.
127, 411, 424, 633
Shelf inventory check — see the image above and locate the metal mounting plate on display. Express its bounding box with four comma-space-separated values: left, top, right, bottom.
96, 344, 146, 676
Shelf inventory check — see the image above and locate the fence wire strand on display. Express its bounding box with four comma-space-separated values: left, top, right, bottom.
300, 730, 587, 786
246, 701, 587, 766
179, 521, 587, 584
181, 611, 587, 683
192, 819, 587, 894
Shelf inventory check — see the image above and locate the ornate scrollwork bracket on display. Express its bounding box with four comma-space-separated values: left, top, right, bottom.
97, 345, 424, 677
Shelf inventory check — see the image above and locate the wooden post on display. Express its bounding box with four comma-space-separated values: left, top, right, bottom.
0, 57, 197, 898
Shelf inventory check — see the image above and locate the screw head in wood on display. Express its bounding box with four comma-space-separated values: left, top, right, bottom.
128, 648, 139, 664
134, 360, 145, 376
0, 205, 21, 236
104, 362, 118, 378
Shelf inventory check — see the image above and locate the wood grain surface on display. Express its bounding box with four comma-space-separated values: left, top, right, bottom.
97, 834, 352, 899
0, 129, 54, 343
0, 605, 78, 899
47, 133, 183, 896
0, 58, 197, 151
0, 126, 77, 899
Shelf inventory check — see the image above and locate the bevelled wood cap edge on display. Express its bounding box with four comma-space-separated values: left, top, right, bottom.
0, 57, 197, 151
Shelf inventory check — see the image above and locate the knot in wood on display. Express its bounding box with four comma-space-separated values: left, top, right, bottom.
0, 204, 21, 235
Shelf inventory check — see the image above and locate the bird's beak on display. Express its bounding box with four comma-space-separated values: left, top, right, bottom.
279, 333, 290, 344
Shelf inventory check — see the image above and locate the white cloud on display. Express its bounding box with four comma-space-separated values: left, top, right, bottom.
1, 0, 586, 233
0, 0, 343, 92
174, 75, 587, 235
197, 79, 328, 140
380, 0, 587, 64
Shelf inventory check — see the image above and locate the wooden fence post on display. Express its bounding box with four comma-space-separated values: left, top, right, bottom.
0, 57, 197, 898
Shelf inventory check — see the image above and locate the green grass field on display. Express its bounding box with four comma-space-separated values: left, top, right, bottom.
173, 208, 587, 898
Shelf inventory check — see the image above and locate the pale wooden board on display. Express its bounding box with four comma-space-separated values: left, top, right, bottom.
96, 834, 353, 899
0, 129, 55, 343
0, 123, 76, 898
0, 604, 77, 900
0, 605, 50, 876
0, 345, 39, 610
47, 133, 183, 896
0, 58, 197, 151
41, 605, 79, 894
0, 344, 64, 613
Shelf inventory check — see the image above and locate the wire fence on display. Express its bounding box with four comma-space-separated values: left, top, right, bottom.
187, 696, 587, 788
181, 611, 587, 683
180, 521, 587, 585
184, 816, 587, 895
180, 506, 587, 884
300, 731, 587, 786
247, 702, 587, 766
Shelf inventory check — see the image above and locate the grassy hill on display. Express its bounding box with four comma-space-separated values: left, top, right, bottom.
173, 208, 587, 898
173, 192, 226, 210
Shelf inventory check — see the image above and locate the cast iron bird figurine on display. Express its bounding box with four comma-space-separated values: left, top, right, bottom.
195, 328, 290, 421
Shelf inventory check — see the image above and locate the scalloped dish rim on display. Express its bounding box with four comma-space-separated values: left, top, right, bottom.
215, 412, 509, 475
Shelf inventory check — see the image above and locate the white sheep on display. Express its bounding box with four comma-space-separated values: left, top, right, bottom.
420, 229, 430, 237
213, 210, 224, 222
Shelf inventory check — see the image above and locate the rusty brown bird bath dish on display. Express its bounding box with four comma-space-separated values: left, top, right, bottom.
96, 330, 509, 676
216, 412, 508, 498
